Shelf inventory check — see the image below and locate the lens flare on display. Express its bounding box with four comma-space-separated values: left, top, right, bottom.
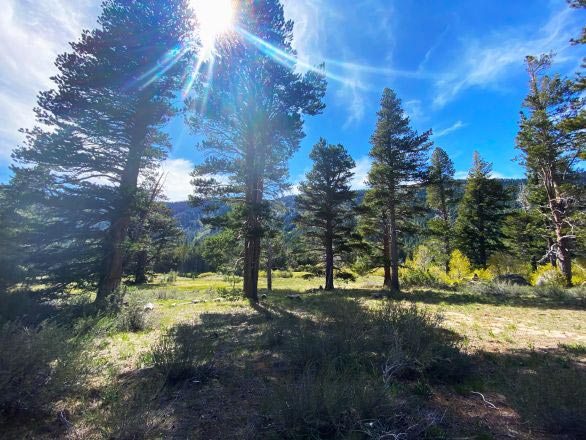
190, 0, 235, 59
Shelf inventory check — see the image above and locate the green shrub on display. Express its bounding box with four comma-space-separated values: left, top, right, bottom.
273, 270, 293, 278
214, 287, 242, 302
163, 270, 178, 284
292, 271, 313, 279
116, 297, 151, 332
263, 300, 468, 436
151, 324, 214, 385
0, 321, 70, 420
400, 267, 446, 289
335, 270, 356, 283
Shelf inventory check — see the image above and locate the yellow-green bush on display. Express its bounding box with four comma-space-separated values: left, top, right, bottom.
572, 261, 586, 285
448, 250, 473, 284
531, 265, 566, 287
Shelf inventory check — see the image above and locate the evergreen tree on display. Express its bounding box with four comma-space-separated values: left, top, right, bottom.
189, 0, 326, 302
357, 190, 393, 287
516, 55, 584, 285
296, 139, 356, 290
367, 88, 432, 291
9, 0, 193, 306
564, 0, 586, 138
454, 152, 510, 268
126, 178, 183, 285
426, 147, 457, 273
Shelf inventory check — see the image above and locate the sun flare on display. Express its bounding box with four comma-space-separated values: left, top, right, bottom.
191, 0, 235, 57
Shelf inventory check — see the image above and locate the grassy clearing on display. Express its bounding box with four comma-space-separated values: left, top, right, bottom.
0, 275, 585, 439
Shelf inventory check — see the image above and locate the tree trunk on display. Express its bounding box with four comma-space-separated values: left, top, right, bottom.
243, 170, 263, 302
555, 228, 572, 287
266, 240, 273, 292
244, 235, 261, 302
325, 231, 335, 291
95, 151, 144, 308
389, 202, 400, 292
134, 250, 149, 285
547, 237, 557, 267
382, 223, 392, 288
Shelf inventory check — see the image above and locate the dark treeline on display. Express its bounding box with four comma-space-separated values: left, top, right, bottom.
0, 0, 585, 308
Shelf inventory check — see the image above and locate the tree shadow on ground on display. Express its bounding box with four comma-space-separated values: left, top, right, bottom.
464, 346, 586, 439
403, 287, 584, 311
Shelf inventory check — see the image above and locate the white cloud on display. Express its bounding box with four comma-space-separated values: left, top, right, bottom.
350, 155, 372, 190
161, 158, 195, 202
434, 120, 466, 138
433, 6, 579, 108
0, 0, 98, 161
454, 171, 468, 180
404, 99, 425, 121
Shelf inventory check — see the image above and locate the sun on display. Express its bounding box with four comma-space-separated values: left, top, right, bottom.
190, 0, 235, 57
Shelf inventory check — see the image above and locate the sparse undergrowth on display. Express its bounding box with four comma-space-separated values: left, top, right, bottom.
0, 275, 584, 439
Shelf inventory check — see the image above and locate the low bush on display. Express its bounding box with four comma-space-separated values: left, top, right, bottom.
335, 270, 356, 283
214, 287, 242, 301
197, 272, 217, 279
116, 296, 151, 332
0, 321, 77, 422
163, 270, 178, 284
292, 271, 313, 279
263, 299, 467, 437
465, 281, 529, 298
273, 270, 293, 278
400, 267, 447, 289
151, 324, 214, 385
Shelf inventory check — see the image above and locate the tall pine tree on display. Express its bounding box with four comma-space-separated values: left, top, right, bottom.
426, 147, 457, 273
367, 88, 432, 291
357, 190, 393, 287
9, 0, 194, 306
189, 0, 326, 302
454, 152, 510, 269
296, 139, 356, 290
516, 55, 584, 285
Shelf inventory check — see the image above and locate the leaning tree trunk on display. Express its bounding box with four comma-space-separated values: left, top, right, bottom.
95, 148, 144, 307
325, 229, 335, 291
266, 240, 273, 292
382, 223, 392, 288
389, 202, 400, 292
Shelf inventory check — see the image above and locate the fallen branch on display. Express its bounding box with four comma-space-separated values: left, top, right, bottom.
471, 391, 498, 409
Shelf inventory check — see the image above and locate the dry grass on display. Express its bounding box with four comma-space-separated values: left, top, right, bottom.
1, 275, 584, 439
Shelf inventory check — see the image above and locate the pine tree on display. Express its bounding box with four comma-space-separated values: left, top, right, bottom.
126, 177, 183, 285
367, 88, 432, 291
454, 152, 510, 268
189, 0, 326, 302
565, 0, 586, 137
296, 139, 356, 290
9, 0, 193, 306
516, 55, 584, 285
357, 190, 393, 287
426, 147, 457, 273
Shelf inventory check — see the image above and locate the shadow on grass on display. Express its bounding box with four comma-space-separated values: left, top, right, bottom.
472, 346, 586, 439
2, 289, 584, 439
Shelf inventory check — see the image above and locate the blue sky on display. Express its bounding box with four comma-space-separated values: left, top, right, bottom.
1, 0, 584, 200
